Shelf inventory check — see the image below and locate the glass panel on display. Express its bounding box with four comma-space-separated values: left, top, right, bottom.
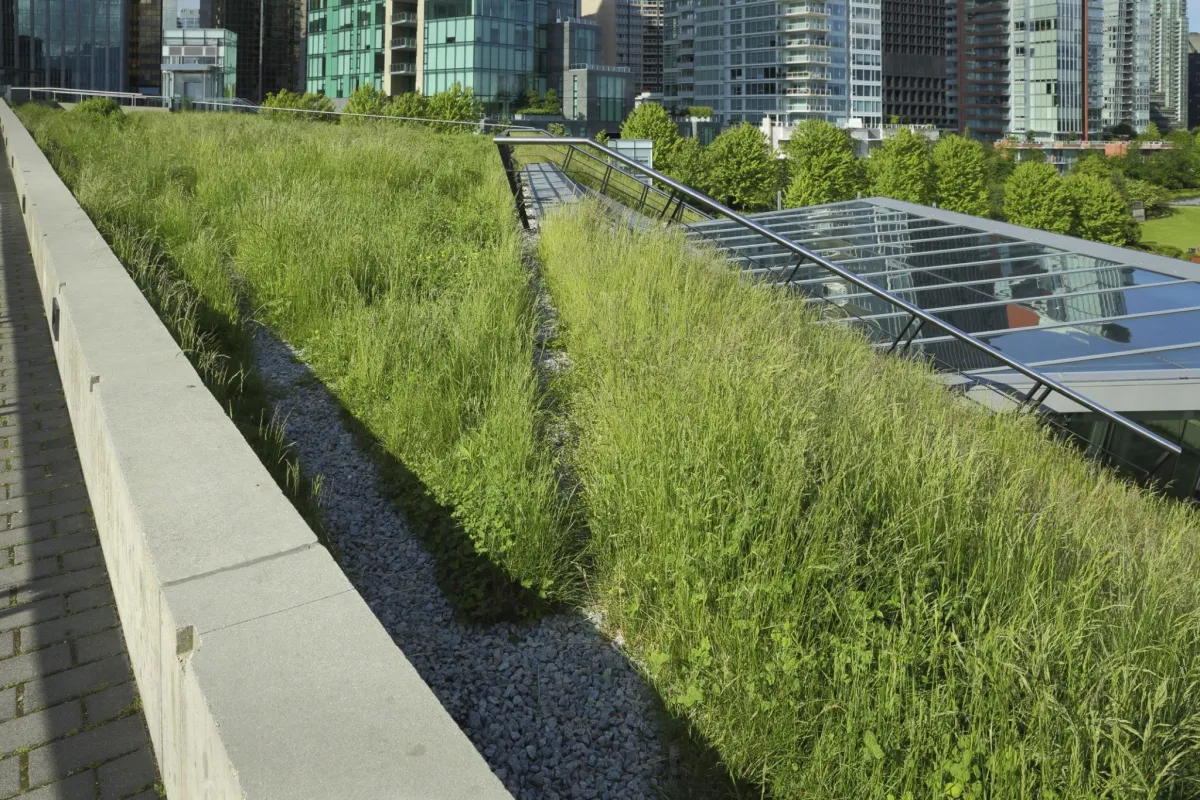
977, 309, 1200, 363
1035, 346, 1200, 372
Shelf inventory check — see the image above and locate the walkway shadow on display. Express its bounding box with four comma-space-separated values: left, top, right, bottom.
0, 136, 158, 795
252, 326, 767, 799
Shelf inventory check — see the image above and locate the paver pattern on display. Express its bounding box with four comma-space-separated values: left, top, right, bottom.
0, 141, 158, 800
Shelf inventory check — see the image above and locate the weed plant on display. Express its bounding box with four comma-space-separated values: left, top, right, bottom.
15, 104, 578, 613
539, 201, 1200, 798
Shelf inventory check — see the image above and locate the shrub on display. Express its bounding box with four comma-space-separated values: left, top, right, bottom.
383, 91, 429, 121
261, 89, 336, 121
72, 97, 122, 119
342, 84, 388, 121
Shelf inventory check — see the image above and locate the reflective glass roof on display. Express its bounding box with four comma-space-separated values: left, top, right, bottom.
687, 199, 1200, 377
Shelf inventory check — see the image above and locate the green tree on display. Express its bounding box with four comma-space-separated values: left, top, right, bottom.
664, 136, 705, 187
1003, 161, 1072, 233
546, 122, 567, 136
781, 119, 863, 207
866, 128, 934, 204
620, 103, 681, 164
594, 128, 610, 145
700, 123, 776, 210
1139, 122, 1163, 141
1064, 173, 1139, 246
1124, 178, 1173, 218
342, 84, 388, 122
932, 134, 989, 216
425, 83, 483, 132
383, 91, 429, 121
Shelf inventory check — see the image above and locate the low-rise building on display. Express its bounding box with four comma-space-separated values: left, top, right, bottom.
161, 27, 238, 102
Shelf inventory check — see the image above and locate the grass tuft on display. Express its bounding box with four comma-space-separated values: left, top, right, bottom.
539, 200, 1200, 798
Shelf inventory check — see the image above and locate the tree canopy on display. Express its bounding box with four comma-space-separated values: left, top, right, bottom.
782, 120, 863, 207
621, 103, 682, 163
701, 123, 777, 211
932, 135, 990, 216
866, 128, 934, 204
1064, 173, 1139, 246
1003, 161, 1072, 233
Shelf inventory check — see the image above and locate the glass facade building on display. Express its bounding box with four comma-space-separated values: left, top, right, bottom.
689, 197, 1200, 498
161, 25, 236, 98
305, 0, 383, 97
1008, 0, 1103, 139
420, 0, 573, 113
0, 0, 127, 90
1100, 0, 1150, 132
1148, 0, 1187, 127
205, 0, 301, 100
661, 0, 881, 127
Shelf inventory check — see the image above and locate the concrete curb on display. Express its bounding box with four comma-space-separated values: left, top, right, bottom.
0, 100, 511, 800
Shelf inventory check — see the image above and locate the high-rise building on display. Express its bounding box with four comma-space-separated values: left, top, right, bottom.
1008, 0, 1102, 140
418, 0, 574, 113
1100, 0, 1150, 131
882, 0, 948, 125
1189, 32, 1199, 127
640, 0, 663, 92
384, 0, 418, 94
1148, 0, 1187, 127
662, 0, 881, 127
0, 0, 166, 92
205, 0, 302, 100
947, 0, 1009, 139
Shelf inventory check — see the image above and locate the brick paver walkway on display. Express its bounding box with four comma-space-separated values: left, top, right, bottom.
0, 141, 158, 799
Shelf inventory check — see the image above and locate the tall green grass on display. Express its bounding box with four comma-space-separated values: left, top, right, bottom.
539, 201, 1200, 798
20, 104, 1200, 797
16, 104, 579, 609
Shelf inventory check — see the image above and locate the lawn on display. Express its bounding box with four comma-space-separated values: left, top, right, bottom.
1142, 206, 1200, 254
18, 104, 1200, 799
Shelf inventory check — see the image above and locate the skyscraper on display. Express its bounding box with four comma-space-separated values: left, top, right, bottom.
882, 0, 948, 124
1189, 32, 1199, 127
1008, 0, 1102, 139
582, 0, 661, 93
205, 0, 302, 100
0, 0, 165, 92
1100, 0, 1150, 132
1149, 0, 1187, 127
662, 0, 881, 126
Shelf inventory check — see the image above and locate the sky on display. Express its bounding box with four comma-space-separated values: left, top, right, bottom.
1192, 4, 1199, 33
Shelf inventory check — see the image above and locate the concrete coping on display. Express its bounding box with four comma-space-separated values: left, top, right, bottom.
0, 100, 510, 799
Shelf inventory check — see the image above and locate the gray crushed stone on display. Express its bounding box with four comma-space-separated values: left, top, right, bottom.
251, 326, 668, 800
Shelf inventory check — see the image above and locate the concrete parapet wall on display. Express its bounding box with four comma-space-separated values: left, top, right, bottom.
0, 100, 511, 800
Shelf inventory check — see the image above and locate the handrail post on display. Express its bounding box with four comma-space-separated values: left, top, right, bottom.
494, 142, 530, 231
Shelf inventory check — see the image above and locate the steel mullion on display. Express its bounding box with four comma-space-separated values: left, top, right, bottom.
845, 277, 1191, 324
884, 304, 1200, 348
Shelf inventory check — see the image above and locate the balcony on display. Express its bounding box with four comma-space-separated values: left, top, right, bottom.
787, 101, 831, 113
390, 36, 416, 49
784, 53, 832, 64
785, 69, 828, 80
783, 20, 830, 32
785, 86, 833, 96
390, 62, 416, 74
782, 3, 828, 15
784, 36, 829, 48
391, 11, 417, 23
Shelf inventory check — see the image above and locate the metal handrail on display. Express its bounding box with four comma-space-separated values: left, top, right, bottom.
493, 135, 1183, 462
